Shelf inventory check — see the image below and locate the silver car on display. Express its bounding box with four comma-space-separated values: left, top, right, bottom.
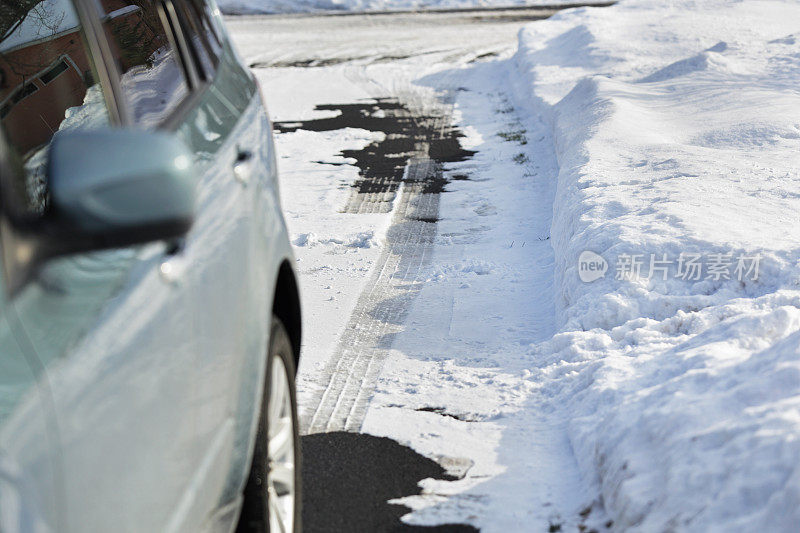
0, 0, 302, 531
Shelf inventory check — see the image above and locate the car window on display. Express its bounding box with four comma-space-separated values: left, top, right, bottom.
0, 0, 111, 219
187, 0, 223, 58
98, 0, 190, 128
173, 0, 217, 81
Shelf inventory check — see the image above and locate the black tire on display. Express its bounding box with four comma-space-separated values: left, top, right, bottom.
236, 317, 302, 533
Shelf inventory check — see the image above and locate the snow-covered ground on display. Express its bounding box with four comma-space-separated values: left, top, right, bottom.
507, 0, 800, 530
217, 0, 606, 15
231, 0, 800, 530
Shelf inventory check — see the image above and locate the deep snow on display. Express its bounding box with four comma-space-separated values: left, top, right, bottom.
509, 0, 800, 530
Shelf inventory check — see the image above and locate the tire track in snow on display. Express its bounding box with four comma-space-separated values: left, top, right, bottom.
351, 61, 613, 531
301, 96, 461, 433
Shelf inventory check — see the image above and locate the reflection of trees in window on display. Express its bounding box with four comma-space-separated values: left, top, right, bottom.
0, 1, 69, 83
0, 1, 46, 41
108, 2, 167, 72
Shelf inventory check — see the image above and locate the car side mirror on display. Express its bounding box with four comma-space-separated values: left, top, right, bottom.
47, 128, 196, 248
1, 128, 197, 293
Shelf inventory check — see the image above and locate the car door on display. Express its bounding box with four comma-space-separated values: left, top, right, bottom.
0, 282, 63, 532
0, 1, 203, 531
98, 0, 270, 524
161, 0, 276, 517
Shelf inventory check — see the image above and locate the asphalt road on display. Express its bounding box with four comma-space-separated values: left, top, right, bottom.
302, 433, 477, 532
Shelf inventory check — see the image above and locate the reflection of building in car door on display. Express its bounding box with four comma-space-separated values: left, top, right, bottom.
0, 27, 92, 156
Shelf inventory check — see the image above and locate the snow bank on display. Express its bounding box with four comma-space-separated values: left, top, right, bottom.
511, 0, 800, 530
218, 0, 606, 15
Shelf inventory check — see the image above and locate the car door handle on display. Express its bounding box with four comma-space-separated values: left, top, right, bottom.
159, 239, 188, 286
233, 149, 254, 186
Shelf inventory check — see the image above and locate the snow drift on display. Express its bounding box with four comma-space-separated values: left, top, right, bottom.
511, 0, 800, 530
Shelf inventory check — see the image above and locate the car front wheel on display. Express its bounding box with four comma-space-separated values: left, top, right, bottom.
237, 317, 301, 533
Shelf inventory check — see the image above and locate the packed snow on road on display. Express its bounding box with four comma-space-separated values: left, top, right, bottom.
229, 0, 800, 530
217, 0, 608, 14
